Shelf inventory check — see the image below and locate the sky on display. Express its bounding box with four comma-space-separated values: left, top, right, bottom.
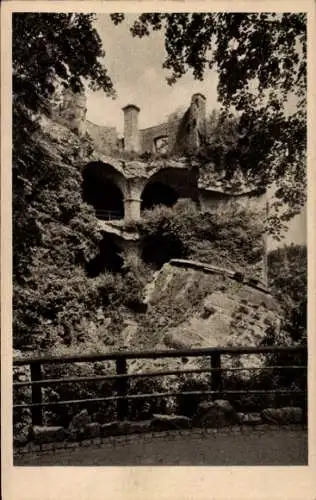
86, 14, 306, 250
86, 14, 220, 134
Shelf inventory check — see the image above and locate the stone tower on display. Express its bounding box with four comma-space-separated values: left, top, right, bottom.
57, 88, 87, 137
122, 104, 140, 153
188, 93, 206, 152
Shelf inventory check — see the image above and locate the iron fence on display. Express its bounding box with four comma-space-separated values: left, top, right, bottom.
13, 345, 307, 427
95, 209, 123, 221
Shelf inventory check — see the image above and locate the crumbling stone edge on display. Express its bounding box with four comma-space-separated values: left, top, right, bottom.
169, 259, 269, 293
14, 401, 306, 453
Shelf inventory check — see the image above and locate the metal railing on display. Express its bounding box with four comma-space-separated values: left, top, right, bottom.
13, 345, 307, 426
95, 209, 124, 221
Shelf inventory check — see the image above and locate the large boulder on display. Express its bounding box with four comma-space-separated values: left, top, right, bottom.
194, 399, 238, 427
261, 407, 303, 425
100, 420, 152, 437
150, 414, 192, 430
14, 424, 31, 446
31, 425, 66, 444
70, 409, 91, 428
236, 412, 263, 425
82, 422, 101, 438
67, 409, 92, 439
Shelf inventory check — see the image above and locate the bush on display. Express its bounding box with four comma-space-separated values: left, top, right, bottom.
268, 244, 307, 344
137, 200, 264, 273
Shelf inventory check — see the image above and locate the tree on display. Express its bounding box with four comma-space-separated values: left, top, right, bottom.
12, 14, 117, 350
111, 13, 307, 237
13, 13, 114, 112
13, 13, 116, 274
268, 244, 307, 343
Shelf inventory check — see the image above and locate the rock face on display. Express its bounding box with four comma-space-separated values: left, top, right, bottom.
146, 260, 281, 364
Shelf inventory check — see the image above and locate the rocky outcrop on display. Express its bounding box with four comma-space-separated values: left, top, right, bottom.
145, 260, 281, 366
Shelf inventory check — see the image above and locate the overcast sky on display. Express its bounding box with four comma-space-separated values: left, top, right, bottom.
86, 14, 220, 134
86, 14, 306, 250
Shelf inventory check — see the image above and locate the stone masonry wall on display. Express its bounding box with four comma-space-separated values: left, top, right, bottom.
86, 120, 118, 154
199, 189, 267, 215
140, 123, 169, 154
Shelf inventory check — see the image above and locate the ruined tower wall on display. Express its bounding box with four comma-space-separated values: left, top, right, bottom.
140, 123, 169, 154
54, 88, 87, 137
188, 93, 206, 151
199, 189, 267, 216
86, 120, 118, 154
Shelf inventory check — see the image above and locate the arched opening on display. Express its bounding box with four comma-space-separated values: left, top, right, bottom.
141, 182, 178, 212
83, 162, 125, 220
140, 166, 198, 213
86, 233, 124, 277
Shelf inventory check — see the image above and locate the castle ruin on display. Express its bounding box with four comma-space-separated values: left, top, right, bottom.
51, 88, 267, 280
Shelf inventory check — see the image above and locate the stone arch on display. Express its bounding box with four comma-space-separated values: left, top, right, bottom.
141, 182, 178, 211
141, 167, 197, 212
82, 161, 127, 220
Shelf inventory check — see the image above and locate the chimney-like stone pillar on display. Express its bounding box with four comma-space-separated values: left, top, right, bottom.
122, 104, 140, 153
188, 93, 206, 151
124, 178, 143, 223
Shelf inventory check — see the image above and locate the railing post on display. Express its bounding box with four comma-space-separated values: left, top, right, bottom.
116, 357, 128, 420
30, 362, 43, 426
210, 352, 222, 400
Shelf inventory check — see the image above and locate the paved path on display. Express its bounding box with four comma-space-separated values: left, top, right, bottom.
15, 427, 308, 466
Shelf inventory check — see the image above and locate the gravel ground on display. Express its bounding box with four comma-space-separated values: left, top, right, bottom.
14, 426, 308, 466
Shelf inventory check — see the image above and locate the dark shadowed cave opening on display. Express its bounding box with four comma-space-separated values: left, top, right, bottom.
86, 234, 123, 277
141, 236, 185, 269
141, 182, 178, 212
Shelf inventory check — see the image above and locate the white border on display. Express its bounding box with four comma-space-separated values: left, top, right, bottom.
2, 2, 316, 499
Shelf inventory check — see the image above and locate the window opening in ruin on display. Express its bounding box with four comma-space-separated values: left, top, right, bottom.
141, 181, 178, 212
86, 234, 123, 277
154, 135, 169, 154
83, 165, 124, 221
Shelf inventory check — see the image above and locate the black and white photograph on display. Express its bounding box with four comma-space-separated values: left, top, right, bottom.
1, 2, 315, 497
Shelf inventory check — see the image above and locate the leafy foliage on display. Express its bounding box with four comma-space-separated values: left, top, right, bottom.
13, 13, 114, 113
111, 13, 307, 236
268, 244, 307, 343
138, 200, 264, 273
13, 13, 115, 275
12, 14, 119, 350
